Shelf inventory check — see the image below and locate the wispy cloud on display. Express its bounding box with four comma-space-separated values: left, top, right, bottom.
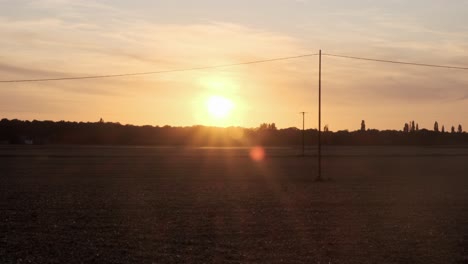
0, 1, 467, 128
0, 3, 311, 125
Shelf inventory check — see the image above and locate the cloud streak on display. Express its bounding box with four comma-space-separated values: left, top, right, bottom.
0, 1, 467, 129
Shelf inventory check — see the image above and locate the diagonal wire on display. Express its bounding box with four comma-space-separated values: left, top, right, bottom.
3, 51, 468, 83
0, 54, 318, 83
322, 53, 468, 70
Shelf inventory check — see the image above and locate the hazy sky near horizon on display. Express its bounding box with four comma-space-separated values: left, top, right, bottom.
1, 0, 467, 130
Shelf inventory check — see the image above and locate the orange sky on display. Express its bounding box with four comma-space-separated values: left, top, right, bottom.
1, 1, 467, 130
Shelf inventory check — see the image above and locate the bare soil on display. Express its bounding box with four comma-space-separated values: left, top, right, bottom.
1, 146, 468, 263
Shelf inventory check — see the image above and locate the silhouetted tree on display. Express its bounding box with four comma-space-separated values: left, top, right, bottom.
324, 125, 329, 132
442, 126, 445, 133
403, 123, 409, 133
2, 118, 468, 146
259, 123, 277, 131
451, 126, 455, 133
434, 121, 439, 132
99, 118, 104, 123
416, 123, 419, 131
361, 120, 366, 132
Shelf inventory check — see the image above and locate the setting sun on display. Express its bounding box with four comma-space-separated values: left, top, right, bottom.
206, 95, 234, 119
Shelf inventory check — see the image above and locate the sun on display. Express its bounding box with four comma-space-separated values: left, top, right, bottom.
206, 95, 234, 119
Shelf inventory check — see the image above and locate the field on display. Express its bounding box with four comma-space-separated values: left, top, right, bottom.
1, 145, 468, 263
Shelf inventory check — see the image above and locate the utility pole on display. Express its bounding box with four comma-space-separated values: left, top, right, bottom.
300, 112, 307, 156
317, 50, 323, 181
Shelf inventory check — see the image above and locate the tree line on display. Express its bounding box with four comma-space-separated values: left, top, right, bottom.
0, 118, 466, 146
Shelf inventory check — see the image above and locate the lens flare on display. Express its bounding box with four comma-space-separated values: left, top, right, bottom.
250, 146, 265, 161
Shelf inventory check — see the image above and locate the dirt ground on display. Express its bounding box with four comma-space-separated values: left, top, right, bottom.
1, 145, 468, 263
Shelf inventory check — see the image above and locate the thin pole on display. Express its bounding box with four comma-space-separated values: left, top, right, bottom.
317, 50, 323, 181
300, 112, 306, 156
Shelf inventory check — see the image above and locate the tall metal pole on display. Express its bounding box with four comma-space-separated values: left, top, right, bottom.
317, 50, 323, 181
300, 112, 306, 156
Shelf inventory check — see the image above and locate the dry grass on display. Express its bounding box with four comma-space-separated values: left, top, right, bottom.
1, 146, 468, 263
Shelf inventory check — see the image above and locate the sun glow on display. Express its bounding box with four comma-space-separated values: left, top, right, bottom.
206, 95, 234, 119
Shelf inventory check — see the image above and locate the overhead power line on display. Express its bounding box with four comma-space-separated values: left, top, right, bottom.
323, 53, 468, 70
2, 51, 468, 83
0, 53, 318, 83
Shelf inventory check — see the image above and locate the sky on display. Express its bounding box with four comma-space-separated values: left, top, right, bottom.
1, 0, 467, 130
